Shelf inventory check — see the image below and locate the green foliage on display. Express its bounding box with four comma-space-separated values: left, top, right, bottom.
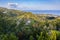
8, 33, 18, 40
0, 7, 60, 40
38, 31, 49, 40
48, 30, 56, 40
0, 33, 18, 40
38, 30, 57, 40
38, 32, 43, 40
29, 35, 34, 40
56, 31, 60, 40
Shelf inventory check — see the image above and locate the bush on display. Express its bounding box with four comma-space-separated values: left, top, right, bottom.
0, 33, 18, 40
29, 35, 34, 40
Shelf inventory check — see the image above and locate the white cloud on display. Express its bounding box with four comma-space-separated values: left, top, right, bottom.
0, 2, 59, 10
17, 3, 60, 10
8, 3, 18, 9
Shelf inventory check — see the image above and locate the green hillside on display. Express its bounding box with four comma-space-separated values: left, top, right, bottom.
0, 7, 60, 40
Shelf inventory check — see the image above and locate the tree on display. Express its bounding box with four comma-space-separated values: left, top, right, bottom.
38, 32, 44, 40
48, 30, 56, 40
0, 33, 18, 40
56, 31, 60, 40
29, 35, 34, 40
9, 33, 18, 40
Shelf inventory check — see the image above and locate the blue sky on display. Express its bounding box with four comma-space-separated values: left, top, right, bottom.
0, 0, 60, 10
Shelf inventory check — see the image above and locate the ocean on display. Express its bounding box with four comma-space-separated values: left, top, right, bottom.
23, 10, 60, 16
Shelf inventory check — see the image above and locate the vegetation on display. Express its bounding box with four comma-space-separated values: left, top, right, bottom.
0, 7, 60, 40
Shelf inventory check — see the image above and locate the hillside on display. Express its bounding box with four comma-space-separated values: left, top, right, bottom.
0, 7, 60, 21
0, 7, 60, 40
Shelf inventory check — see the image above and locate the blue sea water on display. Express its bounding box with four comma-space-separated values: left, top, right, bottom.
23, 10, 60, 16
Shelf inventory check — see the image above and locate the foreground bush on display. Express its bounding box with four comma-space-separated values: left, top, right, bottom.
0, 33, 18, 40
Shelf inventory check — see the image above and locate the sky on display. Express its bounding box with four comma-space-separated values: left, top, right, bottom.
0, 0, 60, 10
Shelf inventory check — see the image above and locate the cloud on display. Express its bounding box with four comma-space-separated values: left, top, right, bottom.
17, 3, 60, 10
0, 0, 60, 10
6, 2, 60, 10
8, 3, 18, 9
